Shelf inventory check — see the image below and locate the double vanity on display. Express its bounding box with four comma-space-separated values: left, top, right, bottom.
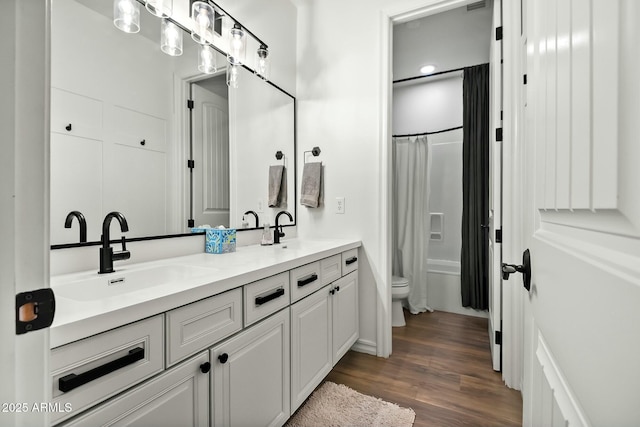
49, 238, 361, 426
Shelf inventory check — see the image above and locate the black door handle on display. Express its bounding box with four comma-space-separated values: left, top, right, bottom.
255, 287, 285, 305
58, 347, 144, 392
297, 273, 318, 287
501, 249, 531, 291
218, 353, 229, 364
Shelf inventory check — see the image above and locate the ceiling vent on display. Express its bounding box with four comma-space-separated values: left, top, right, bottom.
466, 1, 486, 11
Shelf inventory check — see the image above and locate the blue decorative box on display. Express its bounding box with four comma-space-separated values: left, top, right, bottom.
192, 227, 236, 254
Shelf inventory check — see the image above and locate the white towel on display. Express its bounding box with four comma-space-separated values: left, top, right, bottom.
268, 165, 287, 207
300, 162, 323, 208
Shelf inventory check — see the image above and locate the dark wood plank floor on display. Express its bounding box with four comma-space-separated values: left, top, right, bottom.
325, 310, 522, 427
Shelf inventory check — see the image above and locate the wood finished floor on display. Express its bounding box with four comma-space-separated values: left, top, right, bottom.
325, 310, 523, 427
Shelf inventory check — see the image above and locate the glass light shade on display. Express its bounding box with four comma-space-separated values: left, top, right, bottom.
254, 46, 270, 80
114, 0, 140, 34
227, 25, 246, 65
161, 19, 183, 56
198, 45, 217, 74
191, 1, 215, 45
145, 0, 172, 18
226, 64, 239, 88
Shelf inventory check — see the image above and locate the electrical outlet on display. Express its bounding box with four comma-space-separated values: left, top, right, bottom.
336, 197, 345, 214
257, 198, 264, 213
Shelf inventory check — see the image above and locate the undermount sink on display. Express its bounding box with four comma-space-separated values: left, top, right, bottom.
52, 264, 217, 301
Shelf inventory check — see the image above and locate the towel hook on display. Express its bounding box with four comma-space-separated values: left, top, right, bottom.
275, 150, 285, 164
304, 146, 321, 163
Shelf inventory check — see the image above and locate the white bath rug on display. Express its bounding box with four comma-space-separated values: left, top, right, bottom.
285, 381, 416, 427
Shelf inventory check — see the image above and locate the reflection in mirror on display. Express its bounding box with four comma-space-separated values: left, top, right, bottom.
50, 0, 296, 247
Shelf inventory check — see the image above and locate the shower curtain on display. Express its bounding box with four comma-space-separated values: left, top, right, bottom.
392, 136, 433, 314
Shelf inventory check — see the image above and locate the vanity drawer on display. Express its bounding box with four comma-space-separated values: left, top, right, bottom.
105, 105, 167, 153
50, 315, 164, 425
244, 272, 290, 326
341, 249, 359, 276
166, 288, 242, 367
320, 255, 342, 286
290, 261, 322, 303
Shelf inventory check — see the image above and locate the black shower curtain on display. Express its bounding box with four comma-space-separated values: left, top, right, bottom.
461, 63, 489, 310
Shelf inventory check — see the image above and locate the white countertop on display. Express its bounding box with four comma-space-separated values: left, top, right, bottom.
50, 238, 361, 348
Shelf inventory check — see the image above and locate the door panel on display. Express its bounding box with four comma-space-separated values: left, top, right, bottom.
488, 0, 503, 372
192, 83, 229, 228
523, 0, 640, 425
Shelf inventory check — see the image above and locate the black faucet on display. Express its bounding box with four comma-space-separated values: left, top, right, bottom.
243, 210, 260, 228
274, 211, 293, 244
99, 212, 130, 274
64, 211, 87, 243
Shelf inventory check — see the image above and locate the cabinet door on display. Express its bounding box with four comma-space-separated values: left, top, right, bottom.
62, 352, 210, 427
332, 271, 359, 364
290, 285, 332, 413
211, 309, 290, 427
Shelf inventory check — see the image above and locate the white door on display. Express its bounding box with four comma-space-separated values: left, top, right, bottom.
520, 1, 640, 425
191, 83, 230, 228
1, 2, 50, 426
332, 271, 359, 364
487, 0, 503, 372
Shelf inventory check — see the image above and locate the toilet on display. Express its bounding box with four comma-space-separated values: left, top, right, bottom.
392, 276, 410, 327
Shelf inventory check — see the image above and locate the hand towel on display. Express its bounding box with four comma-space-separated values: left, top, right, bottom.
268, 165, 287, 208
300, 162, 323, 208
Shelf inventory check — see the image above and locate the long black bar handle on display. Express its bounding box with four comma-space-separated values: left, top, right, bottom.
297, 273, 318, 287
345, 256, 358, 265
58, 347, 145, 393
255, 287, 285, 306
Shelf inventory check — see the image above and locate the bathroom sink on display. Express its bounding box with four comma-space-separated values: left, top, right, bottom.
52, 264, 217, 302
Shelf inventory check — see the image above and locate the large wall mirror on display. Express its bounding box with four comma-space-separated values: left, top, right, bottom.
50, 0, 296, 247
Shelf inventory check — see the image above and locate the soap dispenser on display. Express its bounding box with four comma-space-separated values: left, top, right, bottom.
260, 223, 273, 245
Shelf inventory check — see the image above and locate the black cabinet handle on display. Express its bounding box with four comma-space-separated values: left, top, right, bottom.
58, 347, 144, 393
140, 139, 146, 146
345, 256, 358, 265
335, 286, 340, 292
297, 273, 318, 287
65, 124, 72, 131
255, 287, 285, 306
218, 353, 229, 364
200, 362, 211, 373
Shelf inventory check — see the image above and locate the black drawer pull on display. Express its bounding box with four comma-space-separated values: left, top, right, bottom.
297, 273, 318, 287
58, 347, 144, 393
345, 256, 358, 265
255, 287, 285, 306
218, 353, 229, 364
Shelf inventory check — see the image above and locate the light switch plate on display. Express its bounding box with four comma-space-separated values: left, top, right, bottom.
336, 197, 345, 214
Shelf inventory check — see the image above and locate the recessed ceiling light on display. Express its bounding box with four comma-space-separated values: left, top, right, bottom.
420, 64, 436, 75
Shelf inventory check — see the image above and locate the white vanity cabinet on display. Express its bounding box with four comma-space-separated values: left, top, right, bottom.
52, 243, 361, 427
290, 268, 359, 413
211, 308, 291, 427
60, 352, 210, 427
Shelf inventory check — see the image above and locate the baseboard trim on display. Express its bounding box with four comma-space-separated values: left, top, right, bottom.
351, 339, 377, 356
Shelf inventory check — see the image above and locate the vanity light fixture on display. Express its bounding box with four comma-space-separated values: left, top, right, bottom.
254, 45, 270, 80
161, 19, 183, 56
145, 0, 172, 18
198, 45, 217, 74
191, 1, 215, 45
226, 64, 239, 88
113, 0, 140, 34
228, 23, 246, 65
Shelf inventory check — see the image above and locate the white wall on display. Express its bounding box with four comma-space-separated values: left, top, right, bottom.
393, 3, 493, 80
393, 76, 463, 134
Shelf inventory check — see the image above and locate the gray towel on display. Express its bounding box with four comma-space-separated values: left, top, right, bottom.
268, 165, 287, 207
300, 162, 323, 208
